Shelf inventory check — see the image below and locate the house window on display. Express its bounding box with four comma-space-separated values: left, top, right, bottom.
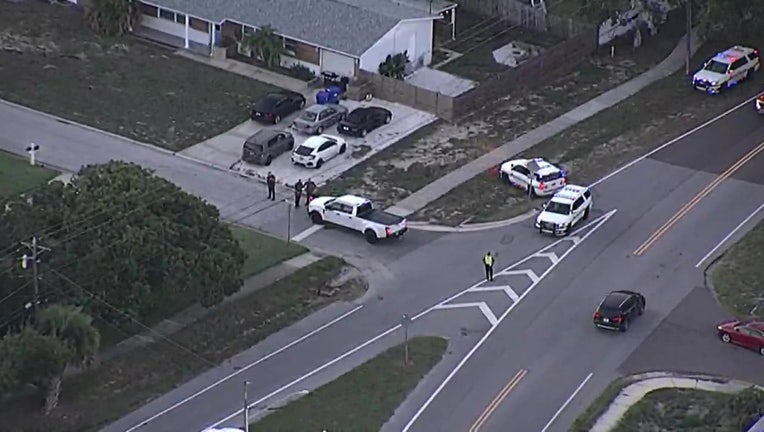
158, 9, 174, 21
137, 3, 158, 17
283, 37, 298, 56
175, 13, 186, 24
215, 24, 221, 31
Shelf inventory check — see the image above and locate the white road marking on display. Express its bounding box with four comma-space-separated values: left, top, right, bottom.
206, 211, 617, 430
467, 285, 521, 303
534, 251, 560, 264
498, 268, 540, 284
590, 94, 760, 188
695, 201, 764, 268
566, 235, 582, 245
400, 210, 617, 432
291, 224, 323, 242
540, 372, 594, 432
122, 304, 364, 432
432, 302, 499, 326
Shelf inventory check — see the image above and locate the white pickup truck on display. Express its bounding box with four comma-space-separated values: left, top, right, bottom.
308, 194, 407, 243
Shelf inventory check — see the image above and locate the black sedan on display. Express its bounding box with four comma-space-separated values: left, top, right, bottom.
251, 92, 306, 124
336, 106, 392, 137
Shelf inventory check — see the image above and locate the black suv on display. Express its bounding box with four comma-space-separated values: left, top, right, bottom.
593, 290, 645, 332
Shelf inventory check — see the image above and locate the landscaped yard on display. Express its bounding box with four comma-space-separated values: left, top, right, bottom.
251, 337, 448, 432
0, 150, 58, 198
711, 219, 764, 319
229, 224, 307, 279
413, 39, 764, 226
318, 11, 687, 213
0, 256, 367, 432
0, 1, 280, 151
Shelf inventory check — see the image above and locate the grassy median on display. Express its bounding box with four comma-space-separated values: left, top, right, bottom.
250, 337, 448, 432
0, 150, 58, 198
711, 219, 764, 319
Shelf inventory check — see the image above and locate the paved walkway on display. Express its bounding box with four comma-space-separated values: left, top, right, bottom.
591, 371, 760, 432
386, 30, 701, 217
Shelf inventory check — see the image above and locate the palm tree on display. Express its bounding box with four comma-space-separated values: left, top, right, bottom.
240, 25, 285, 69
35, 305, 100, 414
85, 0, 141, 37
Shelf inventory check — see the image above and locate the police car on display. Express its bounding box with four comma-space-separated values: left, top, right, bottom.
499, 158, 567, 197
692, 46, 760, 94
756, 93, 764, 114
535, 185, 592, 236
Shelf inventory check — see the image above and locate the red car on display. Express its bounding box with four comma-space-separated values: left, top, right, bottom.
717, 319, 764, 356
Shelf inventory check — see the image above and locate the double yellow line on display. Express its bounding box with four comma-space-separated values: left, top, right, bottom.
469, 369, 528, 432
634, 141, 764, 256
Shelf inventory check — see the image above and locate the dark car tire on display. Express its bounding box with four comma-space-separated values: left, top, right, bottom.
364, 230, 379, 244
310, 211, 324, 224
721, 333, 731, 343
759, 347, 764, 356
316, 126, 324, 134
583, 206, 590, 220
316, 159, 323, 169
501, 172, 510, 183
274, 115, 281, 124
385, 115, 392, 124
265, 156, 272, 166
620, 319, 629, 332
339, 144, 346, 154
637, 304, 644, 316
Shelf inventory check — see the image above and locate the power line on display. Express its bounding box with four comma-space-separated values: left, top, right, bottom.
0, 279, 32, 308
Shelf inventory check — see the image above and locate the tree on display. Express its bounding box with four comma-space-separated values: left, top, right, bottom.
240, 26, 285, 68
36, 305, 100, 368
696, 0, 764, 39
579, 0, 679, 28
85, 0, 141, 37
0, 161, 246, 334
378, 52, 409, 80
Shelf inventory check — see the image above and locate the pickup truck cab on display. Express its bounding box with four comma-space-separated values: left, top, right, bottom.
308, 194, 407, 243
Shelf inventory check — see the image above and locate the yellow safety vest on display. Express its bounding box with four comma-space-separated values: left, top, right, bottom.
484, 255, 494, 266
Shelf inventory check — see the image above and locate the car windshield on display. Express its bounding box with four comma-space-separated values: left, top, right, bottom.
544, 201, 570, 215
256, 95, 281, 110
346, 110, 365, 122
293, 145, 313, 156
300, 111, 318, 121
244, 143, 264, 153
703, 60, 729, 74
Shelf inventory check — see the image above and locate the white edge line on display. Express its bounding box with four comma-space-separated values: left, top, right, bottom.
207, 210, 617, 429
590, 93, 759, 188
540, 372, 594, 432
695, 201, 764, 268
400, 209, 617, 432
123, 304, 364, 432
291, 224, 323, 242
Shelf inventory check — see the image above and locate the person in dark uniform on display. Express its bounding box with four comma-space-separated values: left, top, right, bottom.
293, 179, 303, 207
483, 252, 494, 282
266, 172, 276, 201
304, 178, 317, 211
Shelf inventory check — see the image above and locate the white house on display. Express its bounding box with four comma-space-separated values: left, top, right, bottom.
134, 0, 457, 78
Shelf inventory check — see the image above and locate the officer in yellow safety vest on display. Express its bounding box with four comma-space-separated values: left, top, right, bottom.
483, 252, 494, 282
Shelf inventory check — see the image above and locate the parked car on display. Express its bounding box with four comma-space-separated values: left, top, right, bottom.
500, 157, 567, 197
292, 104, 348, 135
337, 106, 392, 137
251, 92, 306, 124
692, 45, 760, 94
307, 194, 407, 244
534, 185, 592, 236
717, 319, 764, 356
241, 129, 294, 166
593, 290, 646, 332
291, 134, 347, 168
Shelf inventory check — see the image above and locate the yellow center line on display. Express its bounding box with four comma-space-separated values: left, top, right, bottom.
633, 141, 764, 256
469, 369, 528, 432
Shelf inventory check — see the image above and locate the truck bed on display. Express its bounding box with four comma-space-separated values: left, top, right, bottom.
357, 209, 404, 226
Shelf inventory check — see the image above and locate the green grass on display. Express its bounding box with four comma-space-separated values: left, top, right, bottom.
570, 376, 635, 432
0, 150, 58, 198
0, 1, 281, 151
229, 224, 307, 279
711, 219, 764, 319
0, 256, 367, 432
251, 337, 448, 432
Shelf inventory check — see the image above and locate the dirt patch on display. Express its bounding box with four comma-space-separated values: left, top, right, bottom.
0, 1, 281, 151
318, 12, 686, 210
414, 40, 764, 225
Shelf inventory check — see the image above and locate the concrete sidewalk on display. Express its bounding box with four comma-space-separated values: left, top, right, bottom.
386, 30, 701, 217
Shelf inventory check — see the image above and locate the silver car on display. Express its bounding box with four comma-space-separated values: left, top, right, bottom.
291, 104, 348, 135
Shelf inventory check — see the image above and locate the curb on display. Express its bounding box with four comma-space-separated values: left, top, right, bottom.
407, 208, 537, 232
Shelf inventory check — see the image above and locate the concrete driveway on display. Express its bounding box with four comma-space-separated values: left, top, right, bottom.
180, 97, 436, 187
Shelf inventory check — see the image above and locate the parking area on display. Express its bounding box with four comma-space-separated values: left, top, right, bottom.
179, 94, 436, 187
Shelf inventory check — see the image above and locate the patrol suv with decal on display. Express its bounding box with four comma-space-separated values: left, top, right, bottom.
499, 157, 567, 197
693, 46, 760, 94
535, 185, 592, 236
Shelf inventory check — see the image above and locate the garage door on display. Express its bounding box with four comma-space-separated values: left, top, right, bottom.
321, 49, 356, 78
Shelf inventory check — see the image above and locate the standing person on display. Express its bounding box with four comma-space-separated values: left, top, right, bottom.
266, 172, 276, 201
304, 178, 317, 210
293, 179, 303, 208
483, 251, 494, 282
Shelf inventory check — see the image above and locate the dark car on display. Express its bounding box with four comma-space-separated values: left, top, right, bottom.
592, 290, 645, 332
242, 129, 294, 166
251, 92, 306, 124
717, 319, 764, 356
337, 106, 392, 137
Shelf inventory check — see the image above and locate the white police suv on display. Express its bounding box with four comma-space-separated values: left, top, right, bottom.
693, 46, 760, 94
535, 185, 592, 236
499, 157, 567, 197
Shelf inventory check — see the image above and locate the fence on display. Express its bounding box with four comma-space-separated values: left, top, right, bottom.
456, 0, 590, 39
357, 70, 454, 119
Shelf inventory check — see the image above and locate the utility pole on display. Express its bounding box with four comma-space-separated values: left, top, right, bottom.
20, 236, 50, 313
243, 381, 250, 432
685, 0, 692, 75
